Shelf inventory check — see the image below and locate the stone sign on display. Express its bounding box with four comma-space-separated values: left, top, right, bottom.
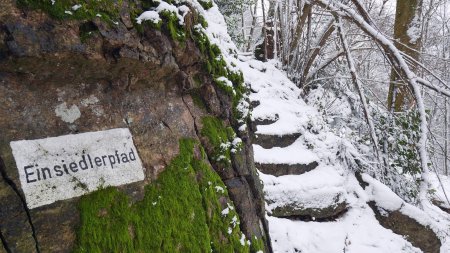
10, 128, 145, 209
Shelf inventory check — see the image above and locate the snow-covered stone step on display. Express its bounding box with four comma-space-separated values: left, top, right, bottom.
252, 132, 301, 149
250, 114, 279, 132
252, 114, 279, 126
260, 166, 348, 219
255, 162, 318, 177
253, 142, 318, 176
267, 208, 424, 253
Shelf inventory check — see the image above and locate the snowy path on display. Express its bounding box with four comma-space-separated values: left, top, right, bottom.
239, 57, 449, 253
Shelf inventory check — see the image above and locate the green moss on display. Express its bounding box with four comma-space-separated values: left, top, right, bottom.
75, 139, 249, 253
250, 237, 265, 253
160, 10, 185, 42
192, 27, 250, 123
190, 91, 207, 110
201, 116, 241, 166
18, 0, 123, 23
198, 0, 213, 10
141, 0, 162, 10
198, 14, 208, 28
193, 159, 249, 252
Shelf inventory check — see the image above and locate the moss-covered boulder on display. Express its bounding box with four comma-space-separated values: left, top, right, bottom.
0, 0, 270, 252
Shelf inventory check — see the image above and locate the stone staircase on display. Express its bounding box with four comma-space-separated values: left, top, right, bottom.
250, 113, 349, 221
244, 61, 444, 252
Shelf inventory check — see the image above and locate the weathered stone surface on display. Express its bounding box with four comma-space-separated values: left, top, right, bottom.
256, 161, 318, 177
0, 162, 38, 253
252, 132, 301, 149
369, 202, 441, 253
269, 198, 348, 220
225, 177, 265, 238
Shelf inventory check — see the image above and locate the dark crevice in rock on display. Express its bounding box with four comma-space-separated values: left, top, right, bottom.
0, 229, 11, 253
181, 95, 200, 135
277, 207, 349, 222
160, 120, 173, 133
244, 174, 274, 253
0, 157, 40, 253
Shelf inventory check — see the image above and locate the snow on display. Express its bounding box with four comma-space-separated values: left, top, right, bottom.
245, 59, 318, 136
430, 174, 450, 209
268, 208, 422, 253
260, 165, 347, 213
136, 1, 187, 25
407, 11, 421, 44
316, 0, 433, 208
253, 140, 318, 165
362, 173, 404, 211
71, 4, 82, 11
156, 1, 185, 25
216, 76, 233, 88
136, 11, 161, 25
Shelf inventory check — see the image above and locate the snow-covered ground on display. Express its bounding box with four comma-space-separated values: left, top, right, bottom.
197, 2, 450, 252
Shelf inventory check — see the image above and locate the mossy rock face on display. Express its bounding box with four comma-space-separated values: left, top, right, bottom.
75, 139, 251, 253
0, 1, 269, 252
17, 0, 124, 22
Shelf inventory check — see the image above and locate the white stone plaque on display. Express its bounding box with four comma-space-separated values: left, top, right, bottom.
10, 128, 145, 209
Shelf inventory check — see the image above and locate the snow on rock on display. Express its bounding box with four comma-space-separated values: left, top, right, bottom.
136, 1, 187, 25
253, 140, 318, 165
362, 173, 450, 250
362, 173, 404, 211
429, 174, 450, 209
260, 165, 347, 213
268, 208, 422, 253
244, 59, 318, 136
136, 11, 161, 24
216, 76, 234, 89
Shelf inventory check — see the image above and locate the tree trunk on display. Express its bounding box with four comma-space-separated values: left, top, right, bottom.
387, 0, 423, 112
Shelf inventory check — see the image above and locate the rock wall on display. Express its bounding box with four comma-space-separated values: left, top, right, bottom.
0, 0, 270, 252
